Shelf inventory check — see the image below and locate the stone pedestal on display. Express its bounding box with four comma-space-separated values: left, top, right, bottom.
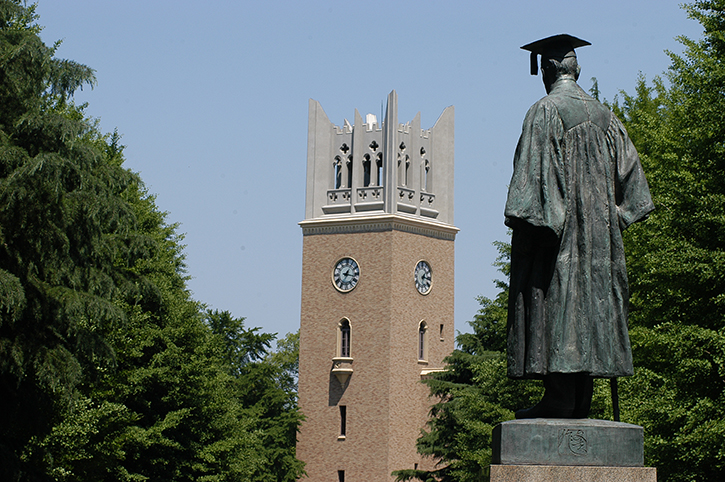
490, 419, 656, 481
490, 464, 657, 481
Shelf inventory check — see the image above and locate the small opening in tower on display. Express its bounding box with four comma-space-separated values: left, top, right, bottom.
338, 470, 345, 482
339, 405, 347, 437
334, 157, 342, 189
346, 155, 352, 188
419, 321, 428, 361
440, 323, 444, 341
363, 154, 371, 187
376, 154, 383, 186
424, 159, 430, 192
405, 155, 410, 186
340, 320, 350, 358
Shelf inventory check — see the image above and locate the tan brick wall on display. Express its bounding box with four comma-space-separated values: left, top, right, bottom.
297, 224, 454, 481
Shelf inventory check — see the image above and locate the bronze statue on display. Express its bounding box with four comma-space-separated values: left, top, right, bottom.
505, 34, 654, 418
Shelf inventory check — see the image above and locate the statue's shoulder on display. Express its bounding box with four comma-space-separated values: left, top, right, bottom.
547, 82, 611, 132
524, 95, 559, 121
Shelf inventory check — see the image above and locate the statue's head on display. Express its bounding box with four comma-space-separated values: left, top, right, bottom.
541, 54, 581, 92
521, 34, 589, 93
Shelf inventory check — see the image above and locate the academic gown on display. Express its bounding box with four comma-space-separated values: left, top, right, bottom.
504, 79, 654, 379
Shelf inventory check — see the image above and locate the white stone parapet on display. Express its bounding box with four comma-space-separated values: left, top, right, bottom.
304, 90, 454, 226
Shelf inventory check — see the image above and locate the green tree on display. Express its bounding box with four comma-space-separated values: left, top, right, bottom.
74, 201, 267, 481
267, 330, 300, 397
0, 3, 300, 480
610, 2, 725, 480
206, 310, 304, 482
206, 309, 275, 373
0, 1, 135, 477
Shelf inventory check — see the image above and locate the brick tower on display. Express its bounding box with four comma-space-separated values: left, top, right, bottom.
297, 91, 457, 481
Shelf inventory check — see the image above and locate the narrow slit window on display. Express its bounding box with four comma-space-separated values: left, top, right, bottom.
338, 470, 345, 482
419, 322, 427, 361
339, 405, 347, 437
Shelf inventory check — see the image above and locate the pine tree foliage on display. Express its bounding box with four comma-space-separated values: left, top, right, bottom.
205, 311, 304, 482
206, 309, 275, 374
0, 2, 303, 481
0, 2, 133, 477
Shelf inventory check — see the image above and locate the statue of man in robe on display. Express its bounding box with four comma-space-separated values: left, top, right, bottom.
505, 34, 654, 419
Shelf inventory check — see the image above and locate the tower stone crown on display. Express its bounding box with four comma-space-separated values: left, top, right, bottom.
304, 90, 454, 226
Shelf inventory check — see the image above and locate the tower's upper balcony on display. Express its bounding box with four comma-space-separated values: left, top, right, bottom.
304, 91, 454, 227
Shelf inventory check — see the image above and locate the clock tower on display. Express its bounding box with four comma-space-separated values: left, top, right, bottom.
297, 91, 457, 481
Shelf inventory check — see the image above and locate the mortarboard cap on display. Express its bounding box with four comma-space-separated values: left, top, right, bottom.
521, 34, 591, 75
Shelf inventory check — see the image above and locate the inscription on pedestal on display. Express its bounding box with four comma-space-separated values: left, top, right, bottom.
492, 419, 644, 467
558, 428, 587, 456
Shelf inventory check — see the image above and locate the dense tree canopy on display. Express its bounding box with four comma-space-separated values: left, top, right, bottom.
0, 2, 303, 481
399, 2, 725, 481
206, 310, 304, 482
612, 2, 725, 480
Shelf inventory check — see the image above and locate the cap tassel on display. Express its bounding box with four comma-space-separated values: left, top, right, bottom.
530, 52, 538, 75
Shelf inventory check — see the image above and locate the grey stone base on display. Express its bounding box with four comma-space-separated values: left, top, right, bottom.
490, 464, 657, 481
492, 419, 644, 466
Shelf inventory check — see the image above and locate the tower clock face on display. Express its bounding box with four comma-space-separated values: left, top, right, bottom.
415, 260, 432, 295
333, 257, 360, 292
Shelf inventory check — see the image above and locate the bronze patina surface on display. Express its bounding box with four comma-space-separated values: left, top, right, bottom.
492, 419, 644, 467
506, 34, 654, 418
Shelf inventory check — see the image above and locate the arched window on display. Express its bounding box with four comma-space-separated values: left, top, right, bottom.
376, 153, 383, 186
397, 142, 407, 186
423, 159, 430, 192
421, 147, 430, 192
363, 154, 371, 187
334, 156, 342, 189
418, 321, 428, 361
346, 155, 353, 189
339, 319, 351, 358
404, 155, 411, 186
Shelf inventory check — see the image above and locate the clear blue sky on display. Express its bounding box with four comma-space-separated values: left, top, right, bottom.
36, 1, 702, 340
